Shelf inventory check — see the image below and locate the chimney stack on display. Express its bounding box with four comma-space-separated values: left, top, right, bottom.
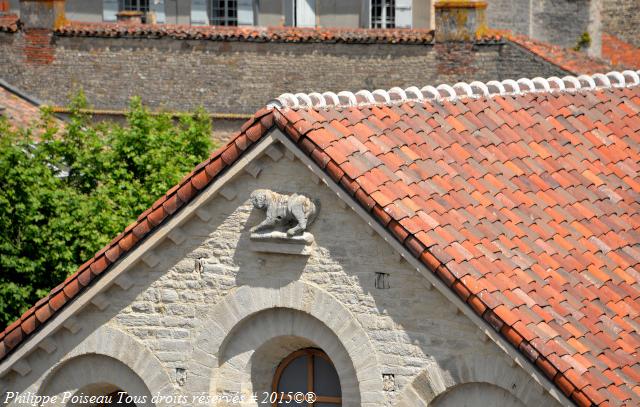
0, 0, 9, 15
20, 0, 66, 30
435, 0, 488, 42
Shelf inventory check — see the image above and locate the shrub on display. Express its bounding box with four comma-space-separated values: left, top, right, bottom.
0, 94, 213, 327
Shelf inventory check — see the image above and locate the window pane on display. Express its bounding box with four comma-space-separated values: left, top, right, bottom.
119, 0, 148, 12
371, 0, 397, 28
277, 355, 308, 394
210, 0, 237, 26
386, 0, 395, 28
313, 355, 341, 397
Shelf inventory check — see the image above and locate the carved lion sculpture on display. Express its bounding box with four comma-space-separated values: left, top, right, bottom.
250, 189, 319, 237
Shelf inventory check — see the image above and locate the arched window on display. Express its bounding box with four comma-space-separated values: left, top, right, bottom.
272, 348, 342, 406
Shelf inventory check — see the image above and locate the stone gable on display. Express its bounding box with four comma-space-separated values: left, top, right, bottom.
1, 134, 558, 406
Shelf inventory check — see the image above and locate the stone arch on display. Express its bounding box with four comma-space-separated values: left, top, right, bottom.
430, 382, 527, 407
39, 354, 153, 407
216, 308, 358, 405
187, 281, 383, 406
395, 353, 557, 406
39, 325, 174, 407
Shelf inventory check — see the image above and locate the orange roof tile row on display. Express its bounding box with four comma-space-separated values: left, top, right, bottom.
603, 33, 640, 71
496, 30, 615, 75
0, 81, 63, 131
55, 22, 442, 44
0, 14, 18, 32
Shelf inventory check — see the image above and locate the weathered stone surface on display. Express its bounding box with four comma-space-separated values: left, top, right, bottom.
0, 34, 572, 115
487, 0, 602, 56
2, 151, 561, 407
602, 0, 640, 47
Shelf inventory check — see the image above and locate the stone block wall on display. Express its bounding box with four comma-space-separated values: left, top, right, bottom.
486, 0, 602, 57
602, 0, 640, 48
1, 144, 562, 407
486, 0, 531, 36
530, 0, 601, 57
0, 32, 572, 115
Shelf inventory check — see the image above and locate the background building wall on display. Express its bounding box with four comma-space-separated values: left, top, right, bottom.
412, 0, 433, 29
530, 0, 601, 56
257, 0, 284, 26
8, 0, 18, 14
486, 0, 531, 36
486, 0, 602, 57
317, 0, 361, 28
165, 0, 192, 25
65, 0, 102, 22
1, 150, 562, 407
602, 0, 640, 47
8, 0, 435, 28
0, 33, 571, 115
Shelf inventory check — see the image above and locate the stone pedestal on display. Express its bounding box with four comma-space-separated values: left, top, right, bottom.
249, 232, 314, 256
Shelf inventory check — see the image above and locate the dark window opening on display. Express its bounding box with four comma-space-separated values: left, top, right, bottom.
209, 0, 238, 26
98, 390, 137, 407
371, 0, 395, 29
272, 348, 342, 406
118, 0, 149, 12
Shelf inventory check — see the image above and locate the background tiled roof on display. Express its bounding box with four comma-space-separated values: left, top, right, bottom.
603, 33, 640, 70
0, 81, 62, 131
497, 30, 615, 75
54, 22, 440, 44
0, 14, 18, 33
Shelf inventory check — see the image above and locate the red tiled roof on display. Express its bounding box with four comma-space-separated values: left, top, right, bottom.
55, 22, 441, 44
603, 33, 640, 70
499, 30, 614, 75
0, 14, 18, 33
2, 80, 640, 406
0, 81, 63, 131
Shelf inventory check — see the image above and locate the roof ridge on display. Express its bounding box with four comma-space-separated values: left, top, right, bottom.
270, 70, 640, 109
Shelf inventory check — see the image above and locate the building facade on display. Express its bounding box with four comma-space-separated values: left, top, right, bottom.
0, 0, 615, 117
6, 0, 434, 29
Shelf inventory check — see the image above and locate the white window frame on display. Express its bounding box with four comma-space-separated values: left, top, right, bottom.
209, 0, 238, 26
370, 0, 396, 29
119, 0, 150, 12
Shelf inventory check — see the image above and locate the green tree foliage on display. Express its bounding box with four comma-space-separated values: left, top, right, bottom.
0, 94, 213, 327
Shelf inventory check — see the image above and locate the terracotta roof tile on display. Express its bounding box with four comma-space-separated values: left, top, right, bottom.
0, 14, 18, 33
602, 33, 640, 71
0, 81, 63, 132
